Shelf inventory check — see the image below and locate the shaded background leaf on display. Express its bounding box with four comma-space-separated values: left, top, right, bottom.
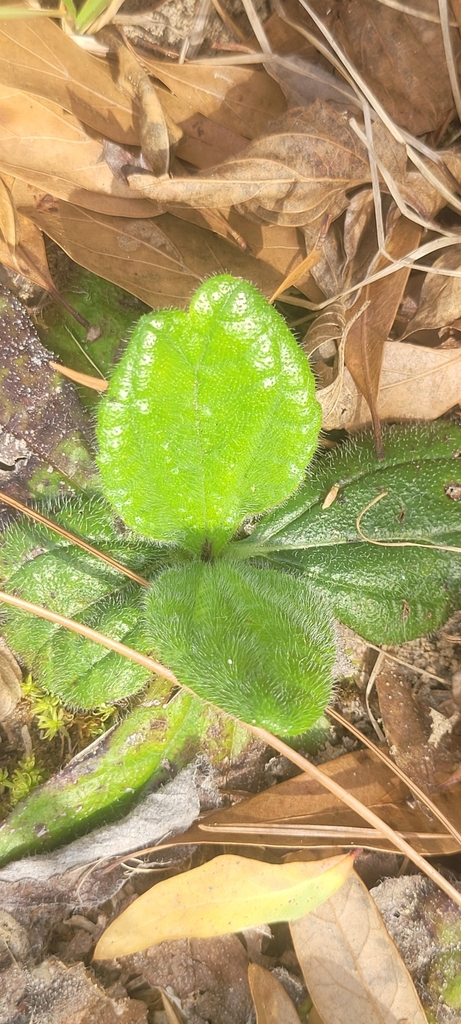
290, 870, 427, 1024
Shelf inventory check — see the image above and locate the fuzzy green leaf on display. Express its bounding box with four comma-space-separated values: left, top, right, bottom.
144, 560, 335, 736
1, 495, 178, 707
97, 275, 321, 557
233, 423, 461, 644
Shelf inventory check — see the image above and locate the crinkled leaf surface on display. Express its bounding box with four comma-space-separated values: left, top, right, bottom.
97, 275, 321, 557
94, 852, 353, 958
144, 559, 335, 736
234, 423, 461, 644
1, 495, 178, 707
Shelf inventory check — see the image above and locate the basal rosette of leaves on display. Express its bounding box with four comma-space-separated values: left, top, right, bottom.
2, 275, 461, 736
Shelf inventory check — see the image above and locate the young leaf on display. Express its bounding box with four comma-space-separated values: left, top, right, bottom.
234, 423, 461, 644
1, 495, 177, 706
144, 559, 336, 736
94, 852, 354, 958
97, 274, 321, 557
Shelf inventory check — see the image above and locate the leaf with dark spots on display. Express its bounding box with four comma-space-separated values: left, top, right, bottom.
0, 286, 97, 501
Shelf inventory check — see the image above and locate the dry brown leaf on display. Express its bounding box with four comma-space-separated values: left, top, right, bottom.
264, 8, 357, 110
171, 104, 248, 169
308, 189, 378, 305
248, 963, 302, 1024
290, 870, 427, 1024
0, 204, 56, 295
0, 173, 17, 250
0, 640, 22, 723
371, 120, 445, 221
344, 209, 422, 448
128, 102, 370, 228
167, 748, 460, 857
303, 300, 347, 426
312, 0, 456, 135
401, 245, 461, 335
0, 87, 154, 217
228, 213, 316, 287
319, 340, 461, 430
375, 658, 460, 791
17, 188, 283, 307
131, 58, 286, 139
99, 26, 178, 177
0, 13, 139, 143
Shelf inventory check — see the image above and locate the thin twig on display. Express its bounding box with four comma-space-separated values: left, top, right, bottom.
327, 705, 461, 847
0, 490, 149, 586
356, 491, 461, 553
249, 724, 461, 908
0, 590, 177, 683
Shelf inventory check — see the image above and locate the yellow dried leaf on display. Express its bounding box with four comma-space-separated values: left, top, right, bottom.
94, 853, 353, 959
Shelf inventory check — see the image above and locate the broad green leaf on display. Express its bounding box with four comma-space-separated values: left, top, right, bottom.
233, 423, 461, 644
94, 852, 354, 958
1, 494, 179, 707
97, 275, 321, 557
144, 560, 335, 736
0, 684, 254, 866
39, 267, 148, 412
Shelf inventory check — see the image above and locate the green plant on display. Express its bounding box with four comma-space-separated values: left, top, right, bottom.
1, 1, 119, 35
1, 275, 460, 739
0, 755, 45, 806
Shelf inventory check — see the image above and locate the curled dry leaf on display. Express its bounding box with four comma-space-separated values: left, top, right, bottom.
371, 120, 445, 221
400, 245, 461, 335
0, 640, 21, 723
127, 102, 371, 228
318, 340, 461, 430
303, 299, 347, 426
344, 209, 422, 447
248, 963, 302, 1024
290, 870, 427, 1024
99, 26, 179, 177
0, 176, 55, 294
0, 13, 139, 143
